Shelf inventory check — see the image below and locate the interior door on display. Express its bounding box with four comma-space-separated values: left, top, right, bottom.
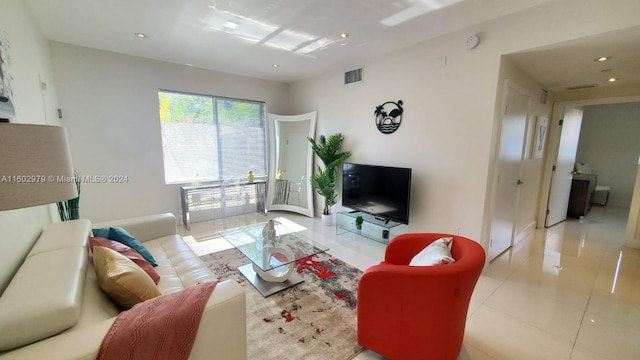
545, 108, 583, 227
489, 83, 530, 261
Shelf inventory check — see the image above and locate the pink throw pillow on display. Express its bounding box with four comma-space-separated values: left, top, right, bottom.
89, 237, 161, 284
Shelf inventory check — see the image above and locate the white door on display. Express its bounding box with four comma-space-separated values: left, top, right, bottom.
489, 83, 530, 261
546, 108, 583, 227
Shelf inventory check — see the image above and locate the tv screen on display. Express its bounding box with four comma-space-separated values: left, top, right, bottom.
342, 162, 412, 224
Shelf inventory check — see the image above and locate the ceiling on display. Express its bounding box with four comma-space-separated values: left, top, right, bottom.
25, 0, 640, 90
506, 26, 640, 92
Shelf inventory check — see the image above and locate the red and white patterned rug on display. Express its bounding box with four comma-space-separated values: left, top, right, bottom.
199, 247, 364, 360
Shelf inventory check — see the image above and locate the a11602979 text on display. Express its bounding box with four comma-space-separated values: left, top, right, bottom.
1, 175, 129, 184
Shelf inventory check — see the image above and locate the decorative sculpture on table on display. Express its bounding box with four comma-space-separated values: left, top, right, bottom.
261, 220, 277, 247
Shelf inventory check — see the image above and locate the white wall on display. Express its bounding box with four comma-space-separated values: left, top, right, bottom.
50, 43, 291, 222
289, 0, 640, 247
0, 0, 60, 292
576, 102, 640, 208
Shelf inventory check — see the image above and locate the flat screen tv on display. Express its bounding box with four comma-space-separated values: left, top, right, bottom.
342, 162, 412, 224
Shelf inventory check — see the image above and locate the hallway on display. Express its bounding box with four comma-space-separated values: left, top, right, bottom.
464, 206, 640, 359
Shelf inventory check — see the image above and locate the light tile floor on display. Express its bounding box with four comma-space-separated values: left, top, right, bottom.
179, 206, 640, 360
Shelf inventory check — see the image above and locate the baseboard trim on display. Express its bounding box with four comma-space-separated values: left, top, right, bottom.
515, 221, 537, 244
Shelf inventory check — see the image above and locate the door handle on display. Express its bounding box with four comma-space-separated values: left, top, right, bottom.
517, 180, 524, 185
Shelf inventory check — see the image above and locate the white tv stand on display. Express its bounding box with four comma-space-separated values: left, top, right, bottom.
336, 211, 407, 244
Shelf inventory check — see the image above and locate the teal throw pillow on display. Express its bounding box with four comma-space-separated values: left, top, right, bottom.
92, 227, 110, 238
108, 227, 158, 267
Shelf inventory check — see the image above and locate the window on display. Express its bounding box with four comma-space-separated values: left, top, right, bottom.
158, 90, 266, 184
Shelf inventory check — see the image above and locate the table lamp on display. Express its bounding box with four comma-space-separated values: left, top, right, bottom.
0, 123, 78, 211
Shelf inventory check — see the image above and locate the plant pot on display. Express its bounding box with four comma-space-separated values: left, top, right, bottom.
356, 224, 362, 231
321, 213, 333, 226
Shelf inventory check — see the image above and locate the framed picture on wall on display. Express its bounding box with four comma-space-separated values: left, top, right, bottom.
532, 116, 548, 159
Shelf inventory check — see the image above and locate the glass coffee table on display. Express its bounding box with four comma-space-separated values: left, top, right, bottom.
219, 220, 329, 297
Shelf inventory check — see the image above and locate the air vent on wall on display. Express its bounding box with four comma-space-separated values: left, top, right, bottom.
344, 68, 363, 84
565, 84, 597, 90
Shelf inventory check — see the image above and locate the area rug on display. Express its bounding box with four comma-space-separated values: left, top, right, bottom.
199, 248, 364, 360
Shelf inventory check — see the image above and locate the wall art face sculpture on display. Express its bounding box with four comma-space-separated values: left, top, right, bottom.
374, 100, 403, 134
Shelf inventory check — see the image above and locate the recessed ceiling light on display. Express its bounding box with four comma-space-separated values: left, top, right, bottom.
339, 32, 349, 39
272, 64, 279, 68
134, 33, 147, 38
608, 77, 618, 82
595, 56, 611, 62
223, 21, 239, 30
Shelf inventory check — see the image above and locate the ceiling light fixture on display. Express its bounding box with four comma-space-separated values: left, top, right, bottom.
339, 32, 349, 39
272, 64, 279, 68
608, 77, 618, 82
595, 56, 611, 62
135, 32, 147, 38
223, 21, 239, 30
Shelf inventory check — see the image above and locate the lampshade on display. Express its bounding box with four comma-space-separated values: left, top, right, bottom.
0, 123, 78, 211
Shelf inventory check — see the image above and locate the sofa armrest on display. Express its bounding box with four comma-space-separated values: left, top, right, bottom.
190, 279, 247, 360
0, 279, 247, 360
92, 213, 177, 243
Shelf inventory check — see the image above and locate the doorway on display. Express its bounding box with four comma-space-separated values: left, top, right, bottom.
539, 97, 640, 233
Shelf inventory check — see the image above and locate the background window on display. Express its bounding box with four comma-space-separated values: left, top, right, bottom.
158, 90, 266, 184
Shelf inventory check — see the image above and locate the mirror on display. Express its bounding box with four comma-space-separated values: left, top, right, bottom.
266, 111, 316, 217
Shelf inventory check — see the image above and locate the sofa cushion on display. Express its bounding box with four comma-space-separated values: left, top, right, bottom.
27, 219, 91, 258
144, 235, 217, 294
93, 246, 161, 309
108, 227, 158, 267
409, 237, 455, 266
0, 247, 87, 351
89, 237, 160, 284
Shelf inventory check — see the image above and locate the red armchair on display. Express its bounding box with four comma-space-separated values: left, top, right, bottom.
357, 233, 486, 360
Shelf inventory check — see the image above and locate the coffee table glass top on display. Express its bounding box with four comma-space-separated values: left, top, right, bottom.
219, 221, 329, 272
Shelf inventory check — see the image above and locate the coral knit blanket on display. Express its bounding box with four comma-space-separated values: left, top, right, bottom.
97, 281, 217, 360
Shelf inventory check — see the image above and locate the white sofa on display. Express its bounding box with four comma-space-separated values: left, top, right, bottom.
0, 213, 247, 359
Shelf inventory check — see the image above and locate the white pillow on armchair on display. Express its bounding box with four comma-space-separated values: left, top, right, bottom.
409, 237, 455, 266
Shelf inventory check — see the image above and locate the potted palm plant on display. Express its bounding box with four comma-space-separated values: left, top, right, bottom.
308, 133, 351, 226
57, 171, 81, 221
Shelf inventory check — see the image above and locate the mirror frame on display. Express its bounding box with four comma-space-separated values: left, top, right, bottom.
266, 111, 316, 217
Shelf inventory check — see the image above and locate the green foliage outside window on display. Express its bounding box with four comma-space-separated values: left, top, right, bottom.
158, 90, 266, 184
